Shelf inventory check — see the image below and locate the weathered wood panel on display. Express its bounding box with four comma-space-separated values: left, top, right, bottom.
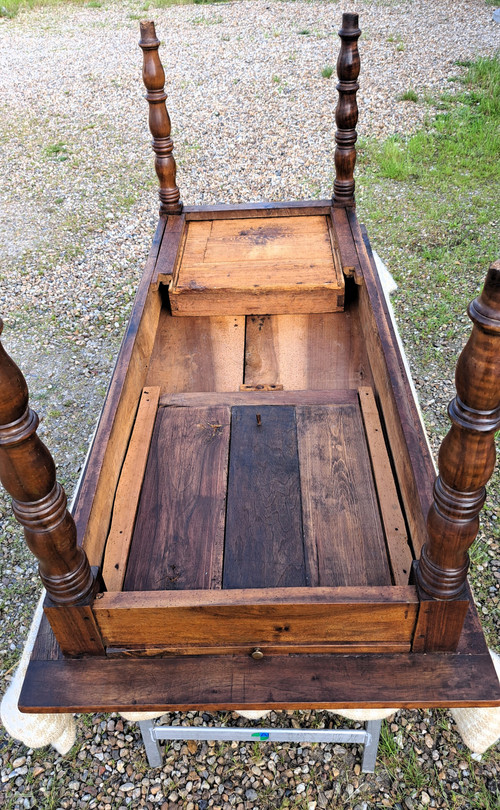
123, 406, 230, 591
101, 387, 160, 591
223, 405, 305, 588
244, 309, 372, 390
297, 404, 391, 586
145, 310, 245, 393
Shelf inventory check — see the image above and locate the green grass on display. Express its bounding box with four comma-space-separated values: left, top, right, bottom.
321, 65, 334, 79
398, 88, 419, 102
357, 53, 500, 645
358, 54, 500, 320
0, 0, 226, 18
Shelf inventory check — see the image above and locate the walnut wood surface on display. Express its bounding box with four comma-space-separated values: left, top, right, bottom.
101, 387, 160, 591
184, 200, 332, 220
94, 591, 418, 650
145, 310, 245, 393
331, 207, 361, 281
417, 261, 500, 602
170, 216, 344, 316
0, 320, 96, 610
152, 214, 186, 288
223, 405, 306, 589
139, 21, 181, 214
124, 406, 230, 591
159, 390, 360, 408
297, 403, 391, 587
243, 309, 373, 390
332, 13, 361, 207
359, 387, 413, 585
20, 644, 500, 712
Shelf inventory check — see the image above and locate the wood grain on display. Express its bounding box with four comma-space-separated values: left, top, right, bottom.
20, 650, 500, 713
184, 200, 332, 220
297, 404, 391, 587
244, 309, 373, 390
223, 405, 305, 588
170, 216, 344, 316
159, 390, 360, 408
123, 406, 230, 591
152, 215, 186, 288
94, 588, 418, 648
358, 386, 413, 585
44, 604, 105, 656
101, 387, 160, 591
145, 309, 245, 393
331, 207, 361, 282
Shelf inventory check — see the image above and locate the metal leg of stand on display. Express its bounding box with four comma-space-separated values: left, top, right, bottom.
361, 719, 382, 773
139, 719, 163, 768
139, 717, 382, 772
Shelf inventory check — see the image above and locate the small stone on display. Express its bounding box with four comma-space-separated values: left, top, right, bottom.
424, 734, 434, 749
297, 783, 306, 794
32, 766, 45, 778
404, 798, 414, 810
187, 740, 197, 755
245, 788, 258, 801
120, 783, 135, 792
12, 758, 26, 769
68, 781, 80, 791
421, 792, 430, 805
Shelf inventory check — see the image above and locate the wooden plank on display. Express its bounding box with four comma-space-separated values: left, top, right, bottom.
74, 217, 167, 566
359, 386, 414, 585
105, 642, 412, 657
101, 584, 419, 607
331, 207, 361, 282
352, 215, 435, 556
20, 650, 500, 712
170, 215, 344, 316
101, 387, 160, 591
159, 390, 359, 408
297, 404, 392, 587
244, 309, 373, 390
43, 604, 105, 656
123, 406, 230, 591
95, 601, 417, 648
184, 200, 332, 220
152, 214, 186, 288
170, 283, 344, 318
145, 309, 245, 393
95, 591, 417, 648
223, 405, 305, 589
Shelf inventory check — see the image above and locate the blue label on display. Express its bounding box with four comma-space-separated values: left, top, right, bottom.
251, 732, 270, 740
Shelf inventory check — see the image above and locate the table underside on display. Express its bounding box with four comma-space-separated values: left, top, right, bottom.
20, 202, 500, 712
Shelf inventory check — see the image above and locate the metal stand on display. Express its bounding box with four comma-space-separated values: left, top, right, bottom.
139, 716, 382, 773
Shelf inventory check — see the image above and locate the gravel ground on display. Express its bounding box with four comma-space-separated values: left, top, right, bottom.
0, 1, 499, 807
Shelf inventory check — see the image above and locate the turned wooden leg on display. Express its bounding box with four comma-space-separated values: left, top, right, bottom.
414, 261, 500, 649
0, 319, 103, 654
332, 13, 361, 209
139, 21, 182, 215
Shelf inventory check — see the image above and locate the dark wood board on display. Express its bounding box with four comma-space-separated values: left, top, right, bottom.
124, 406, 230, 591
184, 200, 332, 220
159, 389, 359, 408
297, 404, 392, 587
20, 649, 500, 713
223, 405, 306, 588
